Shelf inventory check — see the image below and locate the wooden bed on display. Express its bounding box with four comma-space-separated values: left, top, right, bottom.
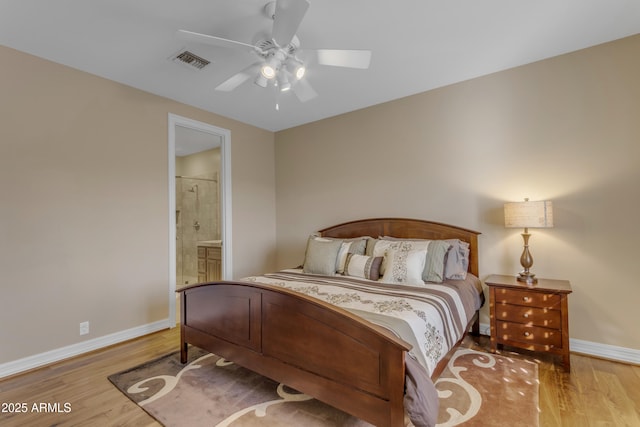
177, 218, 481, 427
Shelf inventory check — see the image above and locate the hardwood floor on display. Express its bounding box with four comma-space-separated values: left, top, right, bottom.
0, 327, 179, 427
466, 335, 640, 427
0, 329, 638, 426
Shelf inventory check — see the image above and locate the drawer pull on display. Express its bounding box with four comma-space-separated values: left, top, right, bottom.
523, 313, 530, 318
523, 296, 531, 302
523, 331, 531, 337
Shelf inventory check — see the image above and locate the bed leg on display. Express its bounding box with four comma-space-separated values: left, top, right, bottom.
180, 341, 188, 364
471, 311, 480, 336
179, 291, 188, 363
389, 404, 405, 427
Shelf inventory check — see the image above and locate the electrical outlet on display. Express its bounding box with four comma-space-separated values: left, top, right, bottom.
79, 321, 90, 336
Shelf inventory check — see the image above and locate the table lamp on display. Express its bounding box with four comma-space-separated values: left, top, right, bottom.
504, 198, 553, 284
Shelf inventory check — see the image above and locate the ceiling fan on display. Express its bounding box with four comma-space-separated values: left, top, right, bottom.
176, 0, 372, 104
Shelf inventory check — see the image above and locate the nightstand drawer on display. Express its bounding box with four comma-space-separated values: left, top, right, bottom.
496, 321, 562, 348
494, 287, 560, 308
495, 304, 561, 329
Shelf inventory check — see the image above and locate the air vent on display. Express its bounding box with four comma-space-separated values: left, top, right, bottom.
172, 50, 210, 70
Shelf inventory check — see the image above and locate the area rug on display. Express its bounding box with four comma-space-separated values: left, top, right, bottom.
108, 347, 539, 427
433, 348, 539, 426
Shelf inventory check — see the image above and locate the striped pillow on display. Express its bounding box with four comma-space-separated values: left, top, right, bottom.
344, 254, 383, 280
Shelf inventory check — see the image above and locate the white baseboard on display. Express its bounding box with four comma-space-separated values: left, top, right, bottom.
2, 320, 637, 379
478, 322, 639, 365
0, 319, 172, 379
569, 338, 640, 365
478, 322, 491, 336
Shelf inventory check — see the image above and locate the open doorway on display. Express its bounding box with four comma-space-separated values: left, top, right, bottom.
175, 143, 220, 287
168, 114, 232, 326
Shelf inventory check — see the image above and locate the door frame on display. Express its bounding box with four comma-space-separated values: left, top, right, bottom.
168, 113, 232, 326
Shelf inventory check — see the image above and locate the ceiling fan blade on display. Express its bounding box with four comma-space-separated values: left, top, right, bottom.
215, 63, 261, 91
292, 78, 317, 102
215, 72, 252, 92
316, 49, 372, 69
271, 0, 309, 47
177, 30, 258, 54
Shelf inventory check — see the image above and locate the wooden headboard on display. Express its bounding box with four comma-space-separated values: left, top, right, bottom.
318, 217, 480, 277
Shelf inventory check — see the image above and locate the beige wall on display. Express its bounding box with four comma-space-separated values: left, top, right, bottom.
2, 31, 638, 368
0, 46, 276, 364
275, 35, 640, 350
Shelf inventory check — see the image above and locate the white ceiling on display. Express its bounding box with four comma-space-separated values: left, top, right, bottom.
1, 0, 639, 132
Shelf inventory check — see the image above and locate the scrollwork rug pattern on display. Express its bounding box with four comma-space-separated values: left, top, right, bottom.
108, 346, 538, 427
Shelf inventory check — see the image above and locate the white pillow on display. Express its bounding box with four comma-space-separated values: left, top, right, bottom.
381, 248, 427, 286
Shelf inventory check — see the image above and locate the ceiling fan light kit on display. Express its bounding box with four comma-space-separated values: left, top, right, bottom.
254, 73, 269, 88
277, 73, 291, 91
176, 0, 371, 104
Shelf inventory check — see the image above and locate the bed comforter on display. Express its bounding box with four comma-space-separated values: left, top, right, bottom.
243, 269, 484, 427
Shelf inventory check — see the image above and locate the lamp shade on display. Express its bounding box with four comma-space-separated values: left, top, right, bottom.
504, 200, 553, 228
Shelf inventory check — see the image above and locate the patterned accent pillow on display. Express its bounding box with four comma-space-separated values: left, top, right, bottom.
302, 236, 343, 275
344, 253, 383, 280
380, 248, 427, 286
376, 237, 452, 283
372, 240, 430, 276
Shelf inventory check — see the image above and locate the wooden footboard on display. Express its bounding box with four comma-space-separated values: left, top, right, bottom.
179, 281, 411, 427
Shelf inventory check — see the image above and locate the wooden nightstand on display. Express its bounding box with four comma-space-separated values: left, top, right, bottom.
486, 274, 572, 372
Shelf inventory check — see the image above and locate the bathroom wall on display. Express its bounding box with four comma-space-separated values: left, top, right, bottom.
176, 148, 221, 285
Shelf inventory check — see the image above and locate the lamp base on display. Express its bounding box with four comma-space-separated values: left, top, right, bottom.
517, 272, 538, 285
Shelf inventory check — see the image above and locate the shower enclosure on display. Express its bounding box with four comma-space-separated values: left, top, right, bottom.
175, 175, 219, 286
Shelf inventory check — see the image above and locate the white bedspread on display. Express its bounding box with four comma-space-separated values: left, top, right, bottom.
244, 269, 482, 376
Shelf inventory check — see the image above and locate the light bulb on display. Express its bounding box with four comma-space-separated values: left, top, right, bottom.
261, 64, 276, 79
